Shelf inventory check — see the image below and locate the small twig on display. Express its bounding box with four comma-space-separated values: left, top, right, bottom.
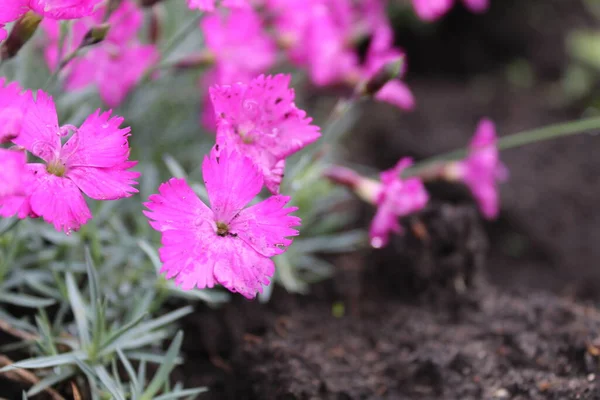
0, 318, 39, 342
0, 355, 65, 400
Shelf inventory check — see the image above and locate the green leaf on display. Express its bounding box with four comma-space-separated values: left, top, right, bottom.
65, 273, 91, 347
0, 351, 87, 371
0, 292, 55, 308
117, 349, 140, 395
154, 388, 208, 400
27, 368, 75, 396
94, 365, 126, 400
140, 331, 183, 400
99, 312, 147, 354
84, 247, 100, 321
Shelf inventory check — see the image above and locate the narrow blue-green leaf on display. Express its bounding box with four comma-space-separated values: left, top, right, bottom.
124, 306, 192, 340
99, 312, 147, 354
27, 368, 75, 396
117, 349, 139, 393
65, 273, 91, 347
84, 247, 100, 321
0, 351, 87, 371
140, 331, 184, 400
94, 365, 126, 400
137, 239, 161, 271
154, 388, 208, 400
0, 292, 55, 308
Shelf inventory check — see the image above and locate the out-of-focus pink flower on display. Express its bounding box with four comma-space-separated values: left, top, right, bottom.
41, 1, 158, 107
412, 0, 489, 21
200, 8, 275, 85
0, 0, 100, 39
268, 0, 357, 86
187, 0, 249, 11
210, 74, 321, 193
447, 119, 507, 219
0, 149, 34, 219
0, 149, 26, 198
370, 159, 428, 248
144, 150, 301, 299
360, 25, 415, 110
325, 159, 428, 248
7, 90, 139, 232
0, 78, 27, 143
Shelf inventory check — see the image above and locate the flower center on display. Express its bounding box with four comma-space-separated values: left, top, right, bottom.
216, 221, 229, 237
46, 160, 66, 177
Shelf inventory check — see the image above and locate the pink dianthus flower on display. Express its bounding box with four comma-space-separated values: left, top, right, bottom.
370, 159, 429, 248
0, 0, 101, 40
187, 0, 249, 11
6, 91, 140, 232
360, 25, 415, 111
41, 1, 158, 107
200, 8, 275, 85
0, 149, 26, 199
210, 74, 321, 194
0, 78, 27, 143
144, 150, 301, 299
412, 0, 489, 21
446, 119, 507, 219
325, 159, 429, 249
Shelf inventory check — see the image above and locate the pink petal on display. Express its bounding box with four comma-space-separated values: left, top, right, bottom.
28, 165, 92, 232
187, 0, 215, 11
369, 202, 401, 248
412, 0, 454, 21
0, 0, 28, 25
62, 110, 133, 169
231, 195, 300, 257
13, 91, 61, 162
201, 9, 276, 83
0, 149, 26, 198
212, 238, 275, 299
0, 78, 26, 142
375, 80, 416, 111
202, 149, 263, 222
66, 165, 140, 200
463, 0, 488, 12
29, 0, 101, 19
144, 178, 213, 233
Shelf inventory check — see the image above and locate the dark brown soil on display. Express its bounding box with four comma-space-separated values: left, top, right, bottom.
176, 1, 600, 399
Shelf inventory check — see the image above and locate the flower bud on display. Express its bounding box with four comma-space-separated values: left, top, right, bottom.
0, 11, 42, 61
324, 165, 381, 205
361, 55, 405, 97
81, 23, 110, 48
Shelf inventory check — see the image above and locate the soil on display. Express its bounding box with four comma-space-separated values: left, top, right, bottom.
5, 0, 600, 399
177, 1, 600, 398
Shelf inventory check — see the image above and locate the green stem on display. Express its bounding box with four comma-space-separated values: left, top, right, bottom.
407, 116, 600, 175
160, 13, 203, 61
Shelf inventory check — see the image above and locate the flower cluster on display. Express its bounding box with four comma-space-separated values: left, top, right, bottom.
412, 0, 489, 21
41, 0, 158, 107
0, 0, 100, 41
0, 78, 139, 233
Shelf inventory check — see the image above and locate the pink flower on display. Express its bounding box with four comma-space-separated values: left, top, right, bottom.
448, 119, 507, 219
41, 1, 158, 107
210, 74, 321, 193
0, 78, 27, 143
268, 0, 357, 86
0, 0, 100, 39
144, 150, 301, 299
412, 0, 489, 21
0, 149, 26, 199
325, 159, 428, 248
200, 8, 275, 85
370, 159, 429, 248
361, 25, 415, 110
7, 90, 140, 232
187, 0, 249, 11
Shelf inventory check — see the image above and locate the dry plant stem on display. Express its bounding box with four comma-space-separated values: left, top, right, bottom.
0, 318, 38, 341
407, 116, 600, 176
0, 355, 65, 400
